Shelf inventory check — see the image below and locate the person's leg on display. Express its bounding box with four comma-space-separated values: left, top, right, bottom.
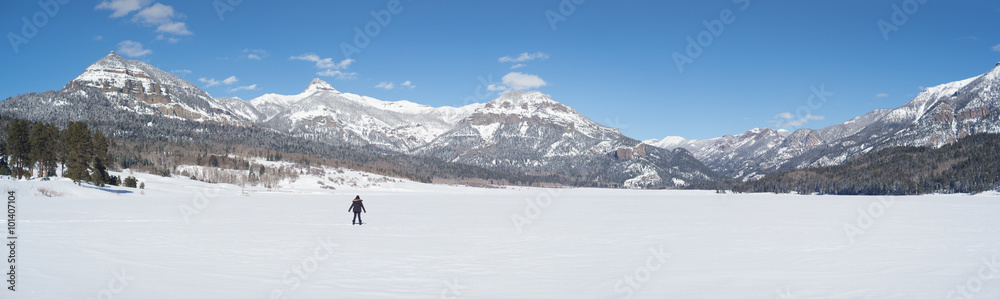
357, 212, 362, 224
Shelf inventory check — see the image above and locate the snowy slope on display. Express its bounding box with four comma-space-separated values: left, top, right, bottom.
5, 174, 1000, 298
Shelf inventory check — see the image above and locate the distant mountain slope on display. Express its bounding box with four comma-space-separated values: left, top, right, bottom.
736, 133, 1000, 195
649, 62, 1000, 181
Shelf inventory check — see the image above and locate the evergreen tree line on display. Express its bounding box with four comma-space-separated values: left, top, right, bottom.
1, 118, 113, 186
733, 133, 1000, 195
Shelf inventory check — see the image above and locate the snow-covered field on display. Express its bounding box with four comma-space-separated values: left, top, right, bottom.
3, 169, 1000, 298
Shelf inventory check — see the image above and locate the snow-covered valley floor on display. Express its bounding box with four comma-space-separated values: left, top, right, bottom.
4, 170, 1000, 298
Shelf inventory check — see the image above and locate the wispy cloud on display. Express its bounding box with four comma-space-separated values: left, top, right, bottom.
243, 48, 267, 60
198, 76, 238, 87
498, 52, 549, 63
116, 40, 152, 57
290, 53, 353, 69
229, 84, 258, 92
316, 69, 357, 80
97, 0, 192, 40
171, 69, 192, 74
875, 93, 889, 98
992, 44, 1000, 53
95, 0, 151, 18
770, 112, 824, 128
510, 63, 526, 69
375, 81, 415, 90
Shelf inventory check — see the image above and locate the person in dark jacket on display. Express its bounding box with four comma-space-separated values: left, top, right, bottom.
349, 195, 366, 225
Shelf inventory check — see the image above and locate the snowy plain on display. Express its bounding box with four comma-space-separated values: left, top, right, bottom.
3, 168, 1000, 299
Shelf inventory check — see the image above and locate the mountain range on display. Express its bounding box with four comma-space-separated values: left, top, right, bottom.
5, 51, 999, 187
0, 52, 718, 188
646, 62, 1000, 180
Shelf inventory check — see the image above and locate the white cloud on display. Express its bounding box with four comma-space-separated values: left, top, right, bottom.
875, 93, 889, 98
242, 49, 267, 60
778, 114, 824, 127
498, 52, 550, 63
375, 82, 395, 90
133, 3, 175, 25
171, 69, 192, 74
290, 53, 353, 69
198, 76, 238, 87
94, 35, 103, 41
229, 84, 258, 92
501, 72, 547, 90
486, 84, 507, 91
116, 40, 152, 57
510, 63, 526, 69
992, 44, 1000, 52
155, 22, 192, 36
401, 81, 415, 89
95, 0, 152, 18
155, 34, 180, 43
769, 112, 824, 128
98, 1, 192, 38
316, 69, 357, 80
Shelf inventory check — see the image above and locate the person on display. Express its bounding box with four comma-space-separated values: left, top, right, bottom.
348, 195, 366, 225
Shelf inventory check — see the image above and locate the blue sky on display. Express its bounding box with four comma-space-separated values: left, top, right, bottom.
2, 1, 999, 140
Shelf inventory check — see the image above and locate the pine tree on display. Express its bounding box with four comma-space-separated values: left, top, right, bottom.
91, 129, 110, 186
29, 122, 58, 177
63, 122, 92, 185
5, 119, 30, 179
0, 141, 9, 176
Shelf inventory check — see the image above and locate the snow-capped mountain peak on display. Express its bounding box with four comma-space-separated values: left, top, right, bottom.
304, 78, 338, 94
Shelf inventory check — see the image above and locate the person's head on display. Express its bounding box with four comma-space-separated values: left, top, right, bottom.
354, 195, 361, 201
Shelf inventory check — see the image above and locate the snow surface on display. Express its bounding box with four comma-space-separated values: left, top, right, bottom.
4, 171, 1000, 298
